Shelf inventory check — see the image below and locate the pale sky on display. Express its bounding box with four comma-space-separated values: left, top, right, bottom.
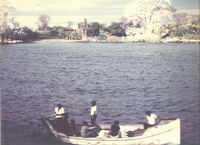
8, 0, 199, 29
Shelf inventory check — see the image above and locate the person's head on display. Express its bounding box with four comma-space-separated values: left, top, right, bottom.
114, 120, 119, 125
146, 111, 151, 116
57, 103, 62, 109
91, 101, 96, 106
82, 121, 88, 126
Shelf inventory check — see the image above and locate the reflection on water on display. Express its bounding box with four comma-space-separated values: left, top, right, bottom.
1, 42, 200, 145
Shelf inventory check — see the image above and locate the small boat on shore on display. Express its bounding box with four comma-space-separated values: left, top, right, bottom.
42, 118, 180, 145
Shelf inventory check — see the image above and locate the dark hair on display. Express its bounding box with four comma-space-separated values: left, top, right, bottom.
114, 120, 119, 125
146, 111, 151, 116
57, 104, 62, 107
92, 101, 96, 106
83, 121, 88, 126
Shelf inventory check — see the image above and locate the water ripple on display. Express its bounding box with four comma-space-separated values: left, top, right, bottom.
1, 42, 200, 145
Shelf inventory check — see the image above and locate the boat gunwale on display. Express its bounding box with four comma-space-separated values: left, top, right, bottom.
43, 118, 180, 141
58, 128, 179, 142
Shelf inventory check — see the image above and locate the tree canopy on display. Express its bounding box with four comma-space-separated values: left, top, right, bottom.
87, 22, 101, 37
38, 15, 50, 31
108, 22, 126, 37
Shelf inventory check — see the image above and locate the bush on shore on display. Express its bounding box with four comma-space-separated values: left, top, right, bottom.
1, 26, 39, 43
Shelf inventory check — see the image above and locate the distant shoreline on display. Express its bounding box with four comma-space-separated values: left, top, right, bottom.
34, 39, 87, 43
34, 39, 200, 43
1, 38, 200, 44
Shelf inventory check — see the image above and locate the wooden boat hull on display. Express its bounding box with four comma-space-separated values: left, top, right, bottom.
42, 118, 180, 145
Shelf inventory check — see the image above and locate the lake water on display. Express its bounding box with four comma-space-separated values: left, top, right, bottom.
1, 42, 199, 145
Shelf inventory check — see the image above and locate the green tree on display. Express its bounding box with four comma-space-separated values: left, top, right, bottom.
108, 22, 126, 37
0, 0, 15, 43
65, 31, 71, 39
3, 27, 12, 40
1, 26, 39, 42
87, 22, 100, 37
69, 31, 82, 40
120, 16, 128, 29
38, 14, 50, 31
57, 27, 66, 38
20, 26, 39, 42
49, 26, 62, 36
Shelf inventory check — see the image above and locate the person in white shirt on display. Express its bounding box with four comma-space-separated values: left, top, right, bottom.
54, 104, 65, 132
55, 103, 65, 118
143, 111, 160, 130
90, 101, 97, 126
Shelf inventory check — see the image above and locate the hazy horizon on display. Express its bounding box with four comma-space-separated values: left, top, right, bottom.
7, 0, 200, 29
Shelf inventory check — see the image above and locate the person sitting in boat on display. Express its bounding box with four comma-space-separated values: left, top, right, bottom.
90, 101, 97, 126
81, 121, 98, 138
69, 119, 80, 136
110, 120, 121, 137
81, 121, 90, 137
143, 111, 160, 130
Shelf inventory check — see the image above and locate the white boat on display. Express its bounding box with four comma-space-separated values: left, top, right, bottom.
42, 118, 180, 145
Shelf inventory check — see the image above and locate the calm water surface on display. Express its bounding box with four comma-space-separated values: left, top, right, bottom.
1, 42, 200, 145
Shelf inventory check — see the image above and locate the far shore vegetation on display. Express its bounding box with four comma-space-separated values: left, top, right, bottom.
1, 0, 200, 44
